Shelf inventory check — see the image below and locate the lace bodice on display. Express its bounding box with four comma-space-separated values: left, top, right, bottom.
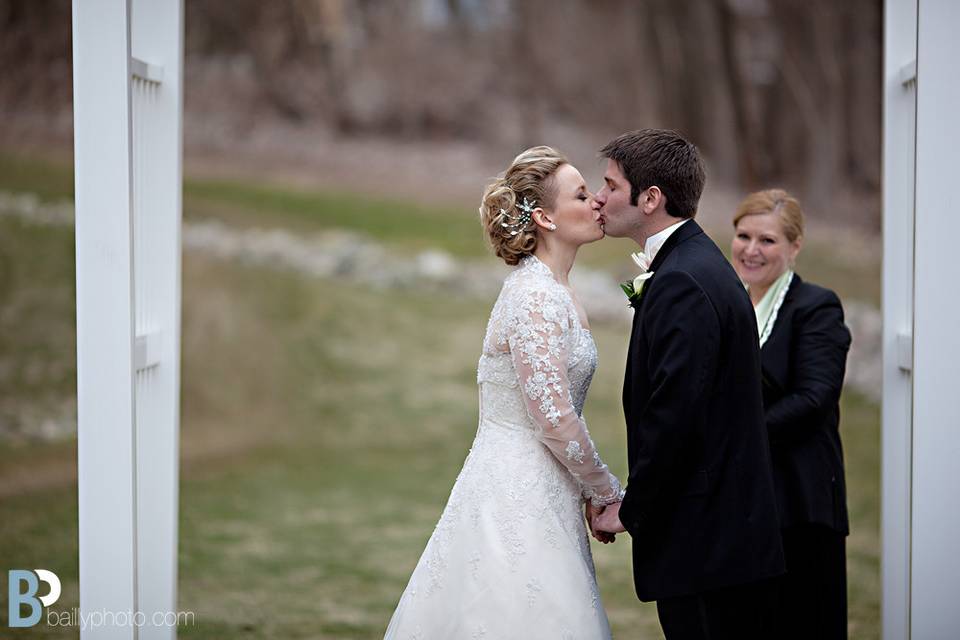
476, 255, 623, 507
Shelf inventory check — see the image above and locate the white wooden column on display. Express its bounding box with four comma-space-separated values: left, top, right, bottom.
73, 1, 183, 638
73, 2, 137, 637
909, 0, 960, 637
130, 1, 183, 638
884, 0, 960, 637
881, 0, 917, 637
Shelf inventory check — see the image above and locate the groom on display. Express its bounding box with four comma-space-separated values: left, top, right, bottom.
591, 130, 785, 639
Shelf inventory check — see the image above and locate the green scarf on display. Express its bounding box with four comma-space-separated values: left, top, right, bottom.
750, 269, 794, 347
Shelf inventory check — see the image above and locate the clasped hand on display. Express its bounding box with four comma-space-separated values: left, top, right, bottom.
585, 501, 626, 544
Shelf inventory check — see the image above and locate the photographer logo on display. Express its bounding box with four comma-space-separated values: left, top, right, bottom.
7, 569, 61, 628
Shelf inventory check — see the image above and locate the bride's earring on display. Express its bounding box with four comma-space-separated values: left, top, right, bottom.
548, 223, 557, 230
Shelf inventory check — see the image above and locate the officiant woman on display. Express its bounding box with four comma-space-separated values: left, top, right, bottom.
730, 189, 852, 639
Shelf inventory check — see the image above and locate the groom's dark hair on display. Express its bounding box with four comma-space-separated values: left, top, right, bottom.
600, 129, 706, 218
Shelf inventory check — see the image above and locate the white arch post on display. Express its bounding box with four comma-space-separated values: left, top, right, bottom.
883, 0, 960, 638
73, 1, 183, 638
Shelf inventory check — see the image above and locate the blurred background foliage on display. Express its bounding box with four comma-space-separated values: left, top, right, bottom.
0, 1, 880, 638
0, 0, 880, 225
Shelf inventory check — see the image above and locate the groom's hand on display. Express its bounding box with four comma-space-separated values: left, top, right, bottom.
592, 501, 626, 535
586, 502, 617, 544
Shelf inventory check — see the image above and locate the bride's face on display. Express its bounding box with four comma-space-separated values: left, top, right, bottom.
544, 164, 604, 246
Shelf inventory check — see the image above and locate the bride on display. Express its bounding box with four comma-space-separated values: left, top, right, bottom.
385, 146, 623, 639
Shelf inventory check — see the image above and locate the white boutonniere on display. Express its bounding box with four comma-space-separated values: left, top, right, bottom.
621, 252, 654, 308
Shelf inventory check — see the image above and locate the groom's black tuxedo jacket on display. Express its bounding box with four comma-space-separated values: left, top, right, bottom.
760, 274, 851, 535
619, 219, 785, 602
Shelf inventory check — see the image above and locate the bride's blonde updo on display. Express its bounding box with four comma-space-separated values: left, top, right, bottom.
479, 145, 568, 266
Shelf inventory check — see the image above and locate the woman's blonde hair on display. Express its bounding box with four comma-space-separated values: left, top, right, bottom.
732, 188, 805, 243
479, 146, 568, 266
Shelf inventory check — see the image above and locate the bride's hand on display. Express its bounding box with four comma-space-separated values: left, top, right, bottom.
586, 502, 617, 544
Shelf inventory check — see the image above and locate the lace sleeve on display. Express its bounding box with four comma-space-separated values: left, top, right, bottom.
505, 284, 623, 507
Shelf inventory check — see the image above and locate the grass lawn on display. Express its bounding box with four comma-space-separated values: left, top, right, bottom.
0, 151, 879, 638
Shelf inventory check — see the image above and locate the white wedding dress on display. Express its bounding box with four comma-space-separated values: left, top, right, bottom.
385, 255, 623, 639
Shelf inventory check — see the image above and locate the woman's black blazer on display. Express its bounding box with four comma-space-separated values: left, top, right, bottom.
760, 274, 852, 534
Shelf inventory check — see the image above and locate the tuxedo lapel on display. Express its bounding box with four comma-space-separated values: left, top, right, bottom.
631, 219, 703, 315
647, 219, 703, 274
626, 219, 704, 396
760, 273, 802, 392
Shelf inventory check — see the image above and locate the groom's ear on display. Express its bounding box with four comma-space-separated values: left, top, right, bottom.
643, 186, 664, 215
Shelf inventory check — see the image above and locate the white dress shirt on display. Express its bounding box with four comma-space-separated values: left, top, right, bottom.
644, 218, 689, 263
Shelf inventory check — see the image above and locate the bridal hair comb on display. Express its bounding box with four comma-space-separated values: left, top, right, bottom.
500, 196, 537, 236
